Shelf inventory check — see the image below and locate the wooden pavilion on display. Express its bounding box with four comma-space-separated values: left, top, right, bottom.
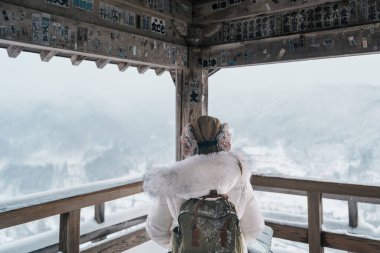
0, 0, 380, 252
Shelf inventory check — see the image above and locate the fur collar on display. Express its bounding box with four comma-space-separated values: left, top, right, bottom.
143, 151, 249, 199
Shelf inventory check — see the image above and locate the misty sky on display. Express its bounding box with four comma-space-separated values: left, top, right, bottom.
1, 50, 380, 113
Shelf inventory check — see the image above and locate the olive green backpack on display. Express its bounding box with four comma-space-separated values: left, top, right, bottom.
172, 190, 244, 253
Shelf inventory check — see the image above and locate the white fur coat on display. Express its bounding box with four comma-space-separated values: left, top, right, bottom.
143, 151, 265, 252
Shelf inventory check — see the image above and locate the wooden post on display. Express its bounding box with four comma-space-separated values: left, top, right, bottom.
348, 199, 359, 253
175, 47, 208, 161
95, 203, 105, 224
307, 192, 324, 253
348, 199, 358, 228
59, 210, 81, 253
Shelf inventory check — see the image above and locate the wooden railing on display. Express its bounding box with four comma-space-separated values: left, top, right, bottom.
0, 175, 380, 253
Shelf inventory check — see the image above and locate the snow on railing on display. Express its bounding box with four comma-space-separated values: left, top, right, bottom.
1, 174, 380, 253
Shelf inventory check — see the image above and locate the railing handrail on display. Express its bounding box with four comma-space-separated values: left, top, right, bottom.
251, 174, 380, 199
1, 174, 380, 253
0, 176, 143, 214
1, 174, 380, 230
0, 179, 143, 230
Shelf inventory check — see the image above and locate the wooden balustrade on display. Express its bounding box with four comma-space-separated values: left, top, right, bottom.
0, 175, 379, 253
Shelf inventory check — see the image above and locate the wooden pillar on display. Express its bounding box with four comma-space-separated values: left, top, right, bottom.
175, 47, 208, 161
307, 192, 324, 253
95, 203, 105, 224
59, 210, 81, 253
348, 199, 358, 228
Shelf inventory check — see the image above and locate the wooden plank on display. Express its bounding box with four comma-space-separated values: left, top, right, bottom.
6, 45, 23, 58
117, 62, 130, 72
96, 59, 111, 69
258, 221, 380, 253
137, 65, 150, 74
112, 0, 192, 24
95, 203, 105, 224
322, 231, 380, 253
0, 2, 187, 69
31, 215, 147, 253
193, 0, 341, 25
253, 185, 380, 205
251, 174, 380, 199
265, 221, 308, 244
155, 68, 166, 76
32, 215, 147, 253
0, 0, 189, 46
201, 0, 380, 46
81, 227, 149, 253
40, 50, 57, 62
307, 192, 324, 253
348, 199, 359, 228
0, 181, 143, 229
71, 55, 85, 66
59, 210, 81, 253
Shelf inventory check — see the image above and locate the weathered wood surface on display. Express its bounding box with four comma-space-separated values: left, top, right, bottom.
81, 227, 149, 253
266, 222, 380, 252
31, 215, 147, 253
0, 0, 191, 43
265, 221, 308, 243
307, 192, 324, 253
95, 203, 105, 224
251, 175, 380, 199
201, 0, 380, 46
0, 181, 143, 229
0, 2, 187, 69
253, 185, 380, 205
193, 0, 341, 25
175, 47, 208, 160
59, 210, 81, 253
348, 199, 359, 228
323, 231, 380, 253
201, 22, 380, 68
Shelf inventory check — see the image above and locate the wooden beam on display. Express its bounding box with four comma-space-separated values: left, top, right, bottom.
0, 181, 143, 229
70, 55, 85, 66
6, 45, 23, 58
201, 23, 380, 68
30, 215, 147, 253
96, 59, 111, 69
254, 185, 380, 205
40, 50, 56, 62
323, 231, 380, 252
201, 0, 380, 46
0, 2, 187, 69
137, 65, 150, 74
81, 228, 149, 253
59, 210, 80, 253
193, 0, 341, 24
251, 174, 380, 199
265, 221, 308, 244
118, 62, 130, 72
0, 0, 189, 46
155, 68, 167, 76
